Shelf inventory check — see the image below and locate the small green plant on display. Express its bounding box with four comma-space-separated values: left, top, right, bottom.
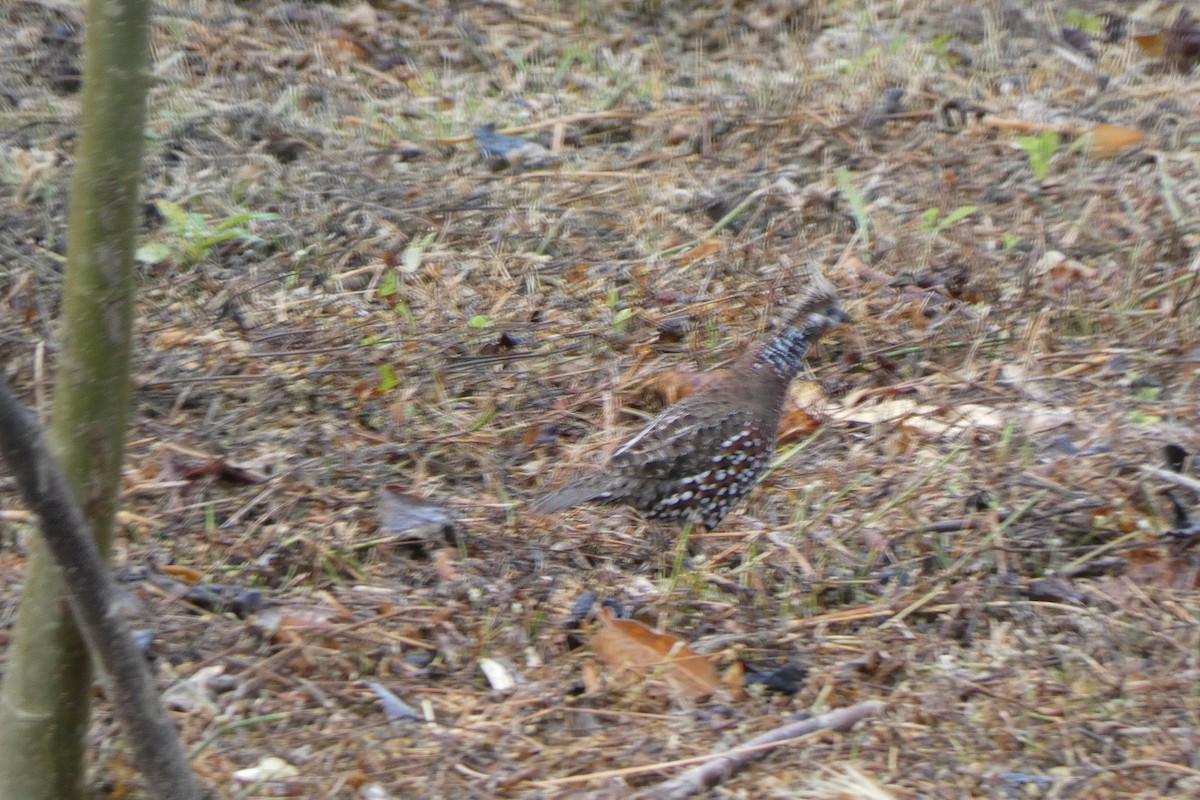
835, 167, 871, 247
376, 273, 416, 329
1014, 130, 1059, 181
553, 44, 593, 88
606, 287, 634, 332
376, 363, 400, 392
468, 314, 491, 328
704, 316, 721, 350
830, 45, 882, 75
929, 31, 958, 66
1062, 11, 1103, 33
378, 269, 400, 298
136, 199, 277, 268
1133, 385, 1162, 401
921, 204, 977, 235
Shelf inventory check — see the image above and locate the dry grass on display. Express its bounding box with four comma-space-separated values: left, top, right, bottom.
2, 0, 1200, 797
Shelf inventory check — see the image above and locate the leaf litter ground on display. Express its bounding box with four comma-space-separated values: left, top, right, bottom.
1, 1, 1199, 797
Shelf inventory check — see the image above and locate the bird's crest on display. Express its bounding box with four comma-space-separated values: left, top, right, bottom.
787, 262, 848, 327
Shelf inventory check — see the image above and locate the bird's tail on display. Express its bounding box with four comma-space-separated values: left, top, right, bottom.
530, 475, 620, 515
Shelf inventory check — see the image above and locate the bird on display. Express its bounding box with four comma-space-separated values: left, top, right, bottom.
532, 268, 849, 530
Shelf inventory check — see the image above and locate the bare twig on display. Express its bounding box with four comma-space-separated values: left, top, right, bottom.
1143, 465, 1200, 495
0, 377, 202, 799
637, 700, 887, 799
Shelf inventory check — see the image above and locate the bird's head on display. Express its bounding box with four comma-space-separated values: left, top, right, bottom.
790, 266, 850, 334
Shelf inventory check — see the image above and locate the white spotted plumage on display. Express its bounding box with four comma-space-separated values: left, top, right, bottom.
533, 270, 848, 530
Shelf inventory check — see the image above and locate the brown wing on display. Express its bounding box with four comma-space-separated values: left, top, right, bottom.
609, 394, 769, 483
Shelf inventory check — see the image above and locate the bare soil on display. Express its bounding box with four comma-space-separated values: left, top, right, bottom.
2, 0, 1199, 798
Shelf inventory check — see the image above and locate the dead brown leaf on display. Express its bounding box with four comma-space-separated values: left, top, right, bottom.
1035, 250, 1097, 294
1134, 32, 1166, 57
1123, 547, 1200, 591
778, 380, 826, 442
161, 564, 203, 583
644, 367, 727, 405
252, 605, 349, 643
674, 238, 720, 266
590, 608, 720, 699
1080, 124, 1144, 158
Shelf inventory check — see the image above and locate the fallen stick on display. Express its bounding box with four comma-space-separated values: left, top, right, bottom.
1143, 465, 1200, 495
639, 699, 887, 800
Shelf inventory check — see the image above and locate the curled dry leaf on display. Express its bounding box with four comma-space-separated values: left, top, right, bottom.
1123, 547, 1200, 591
644, 367, 728, 405
160, 563, 203, 583
1080, 124, 1143, 158
776, 406, 821, 442
178, 456, 267, 484
1130, 11, 1200, 70
778, 380, 826, 443
674, 238, 720, 266
1035, 250, 1096, 294
377, 485, 456, 542
1133, 31, 1166, 57
251, 605, 348, 642
589, 607, 720, 700
162, 665, 226, 713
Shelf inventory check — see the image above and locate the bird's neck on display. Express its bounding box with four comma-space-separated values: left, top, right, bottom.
743, 320, 822, 383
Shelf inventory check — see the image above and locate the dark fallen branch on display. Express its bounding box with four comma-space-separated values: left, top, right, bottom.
640, 699, 887, 800
0, 377, 202, 800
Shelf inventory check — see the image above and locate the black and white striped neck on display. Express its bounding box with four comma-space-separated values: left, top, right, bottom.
751, 320, 822, 381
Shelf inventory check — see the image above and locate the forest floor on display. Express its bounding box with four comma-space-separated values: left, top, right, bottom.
2, 0, 1200, 798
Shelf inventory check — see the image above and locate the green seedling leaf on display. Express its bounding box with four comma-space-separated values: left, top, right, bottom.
468, 314, 491, 328
213, 211, 278, 232
135, 242, 173, 265
148, 200, 277, 267
394, 297, 414, 327
1015, 131, 1059, 181
1063, 11, 1102, 33
930, 31, 953, 53
939, 204, 977, 229
929, 31, 958, 64
378, 269, 400, 298
153, 199, 191, 228
612, 306, 633, 332
377, 363, 400, 392
835, 167, 870, 247
201, 228, 261, 250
